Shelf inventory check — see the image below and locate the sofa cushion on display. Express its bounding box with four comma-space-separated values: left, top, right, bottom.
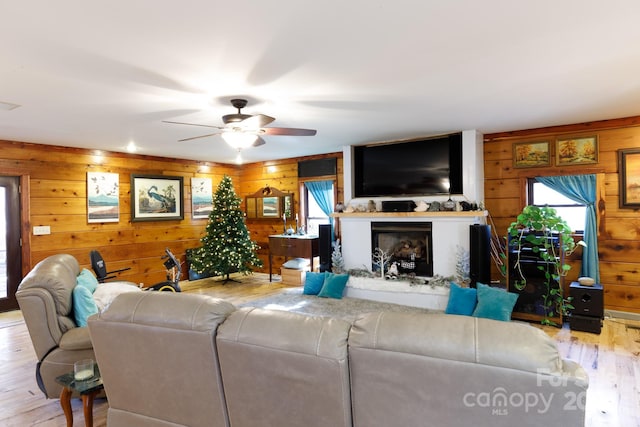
445, 282, 477, 316
349, 311, 564, 374
88, 292, 235, 427
348, 311, 582, 427
472, 283, 518, 322
96, 291, 236, 331
317, 273, 349, 299
216, 307, 353, 427
303, 271, 327, 295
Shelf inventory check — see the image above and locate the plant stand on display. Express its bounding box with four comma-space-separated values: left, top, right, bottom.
507, 231, 565, 325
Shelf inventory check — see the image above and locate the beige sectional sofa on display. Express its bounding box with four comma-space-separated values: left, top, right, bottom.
88, 292, 588, 427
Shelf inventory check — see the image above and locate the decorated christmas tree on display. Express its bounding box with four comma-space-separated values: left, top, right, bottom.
190, 175, 262, 282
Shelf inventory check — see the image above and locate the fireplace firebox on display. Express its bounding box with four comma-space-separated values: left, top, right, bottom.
371, 222, 433, 277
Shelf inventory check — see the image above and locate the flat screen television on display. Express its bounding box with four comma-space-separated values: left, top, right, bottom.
352, 132, 463, 198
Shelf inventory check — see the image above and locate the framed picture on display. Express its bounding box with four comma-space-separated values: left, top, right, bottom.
556, 135, 598, 165
513, 141, 551, 168
191, 177, 213, 219
618, 148, 640, 208
131, 174, 184, 221
87, 172, 120, 223
262, 196, 280, 217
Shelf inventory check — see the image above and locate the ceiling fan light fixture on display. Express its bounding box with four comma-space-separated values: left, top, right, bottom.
221, 131, 258, 149
235, 150, 243, 164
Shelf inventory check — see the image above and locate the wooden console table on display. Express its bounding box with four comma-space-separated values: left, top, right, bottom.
268, 234, 320, 282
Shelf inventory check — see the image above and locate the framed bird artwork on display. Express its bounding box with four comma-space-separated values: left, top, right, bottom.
131, 174, 184, 221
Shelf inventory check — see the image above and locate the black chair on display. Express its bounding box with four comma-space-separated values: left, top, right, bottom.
90, 250, 131, 283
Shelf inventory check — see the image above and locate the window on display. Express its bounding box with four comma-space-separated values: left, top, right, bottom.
300, 180, 334, 236
527, 178, 586, 232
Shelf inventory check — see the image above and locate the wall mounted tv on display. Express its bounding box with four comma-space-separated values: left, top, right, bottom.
352, 132, 463, 198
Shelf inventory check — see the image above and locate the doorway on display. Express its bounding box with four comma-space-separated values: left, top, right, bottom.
0, 177, 21, 312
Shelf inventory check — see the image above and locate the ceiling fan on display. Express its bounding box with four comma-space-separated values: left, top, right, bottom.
162, 98, 317, 149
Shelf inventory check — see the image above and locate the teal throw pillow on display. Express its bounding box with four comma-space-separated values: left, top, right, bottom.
76, 268, 99, 293
303, 271, 327, 295
472, 283, 518, 322
72, 285, 98, 327
445, 282, 477, 316
317, 273, 349, 299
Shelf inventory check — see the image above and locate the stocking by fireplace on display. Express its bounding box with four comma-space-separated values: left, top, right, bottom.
371, 222, 433, 277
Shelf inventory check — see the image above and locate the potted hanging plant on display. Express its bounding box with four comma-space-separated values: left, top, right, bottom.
506, 205, 586, 326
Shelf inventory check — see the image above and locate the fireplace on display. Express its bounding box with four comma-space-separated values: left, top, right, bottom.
371, 222, 433, 277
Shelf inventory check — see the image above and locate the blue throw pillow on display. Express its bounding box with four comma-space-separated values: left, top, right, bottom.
77, 268, 99, 293
303, 271, 327, 295
317, 273, 349, 299
472, 283, 518, 322
72, 285, 98, 327
445, 282, 477, 316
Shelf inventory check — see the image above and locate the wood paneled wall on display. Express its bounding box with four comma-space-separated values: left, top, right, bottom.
0, 138, 343, 287
1, 139, 239, 286
484, 117, 640, 314
237, 153, 344, 274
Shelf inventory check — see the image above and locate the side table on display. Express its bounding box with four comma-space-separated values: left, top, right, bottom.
55, 367, 104, 427
268, 234, 319, 281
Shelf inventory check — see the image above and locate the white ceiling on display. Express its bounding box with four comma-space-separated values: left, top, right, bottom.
2, 1, 640, 164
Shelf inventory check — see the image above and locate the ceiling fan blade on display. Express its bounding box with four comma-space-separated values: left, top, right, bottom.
163, 120, 223, 129
178, 132, 222, 142
253, 136, 266, 147
239, 114, 275, 128
261, 127, 317, 136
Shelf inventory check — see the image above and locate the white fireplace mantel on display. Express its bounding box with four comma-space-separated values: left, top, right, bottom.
336, 211, 488, 279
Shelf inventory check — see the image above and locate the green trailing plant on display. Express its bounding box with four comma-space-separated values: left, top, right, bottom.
506, 205, 586, 325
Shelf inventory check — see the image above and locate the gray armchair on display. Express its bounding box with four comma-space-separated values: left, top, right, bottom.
16, 254, 96, 398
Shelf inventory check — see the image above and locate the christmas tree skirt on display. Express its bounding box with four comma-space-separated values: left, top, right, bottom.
239, 288, 438, 322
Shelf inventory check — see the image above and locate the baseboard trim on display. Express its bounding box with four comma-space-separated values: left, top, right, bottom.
604, 309, 640, 322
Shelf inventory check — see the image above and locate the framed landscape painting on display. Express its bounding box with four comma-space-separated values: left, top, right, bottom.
262, 197, 280, 217
556, 135, 598, 165
513, 141, 550, 168
87, 172, 119, 223
131, 175, 184, 221
618, 148, 640, 208
191, 177, 213, 219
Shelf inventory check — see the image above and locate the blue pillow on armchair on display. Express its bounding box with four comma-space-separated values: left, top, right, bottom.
73, 269, 100, 327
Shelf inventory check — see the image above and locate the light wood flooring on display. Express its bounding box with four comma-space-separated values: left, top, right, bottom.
1, 273, 638, 427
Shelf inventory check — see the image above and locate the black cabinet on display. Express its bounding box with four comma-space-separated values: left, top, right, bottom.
507, 232, 565, 324
569, 282, 603, 334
